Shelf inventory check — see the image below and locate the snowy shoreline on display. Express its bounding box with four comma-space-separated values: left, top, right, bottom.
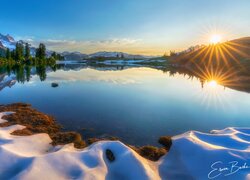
0, 112, 250, 179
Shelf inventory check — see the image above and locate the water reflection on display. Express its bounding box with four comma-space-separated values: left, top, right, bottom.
0, 61, 249, 94
0, 62, 250, 146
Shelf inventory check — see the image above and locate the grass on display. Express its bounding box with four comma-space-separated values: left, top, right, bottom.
0, 103, 86, 148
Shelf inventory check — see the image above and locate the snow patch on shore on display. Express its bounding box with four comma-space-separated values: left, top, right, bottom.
0, 112, 250, 179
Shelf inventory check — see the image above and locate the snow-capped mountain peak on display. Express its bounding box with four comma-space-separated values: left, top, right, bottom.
0, 33, 17, 50
0, 33, 15, 43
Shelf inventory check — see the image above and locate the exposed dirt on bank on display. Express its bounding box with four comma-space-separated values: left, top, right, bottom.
0, 103, 172, 161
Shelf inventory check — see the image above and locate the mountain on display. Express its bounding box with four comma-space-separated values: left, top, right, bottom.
0, 33, 54, 57
0, 42, 6, 57
61, 51, 153, 60
0, 33, 16, 50
170, 37, 250, 92
89, 51, 149, 59
0, 33, 37, 56
0, 34, 15, 42
0, 33, 157, 60
0, 42, 4, 49
171, 37, 250, 66
62, 51, 154, 60
62, 51, 88, 60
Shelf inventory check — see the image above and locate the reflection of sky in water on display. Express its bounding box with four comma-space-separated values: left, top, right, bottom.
1, 67, 250, 146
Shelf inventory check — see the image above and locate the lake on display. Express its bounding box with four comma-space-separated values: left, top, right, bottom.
1, 62, 250, 146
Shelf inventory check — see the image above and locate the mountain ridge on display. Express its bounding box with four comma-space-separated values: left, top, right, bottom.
0, 33, 156, 60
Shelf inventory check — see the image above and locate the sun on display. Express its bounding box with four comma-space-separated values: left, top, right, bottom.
208, 80, 218, 88
210, 34, 222, 44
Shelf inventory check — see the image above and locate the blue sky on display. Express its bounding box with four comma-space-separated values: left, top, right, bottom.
1, 0, 249, 55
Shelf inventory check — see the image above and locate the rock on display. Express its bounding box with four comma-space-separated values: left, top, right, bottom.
158, 136, 172, 150
135, 146, 167, 161
106, 149, 115, 162
51, 82, 59, 88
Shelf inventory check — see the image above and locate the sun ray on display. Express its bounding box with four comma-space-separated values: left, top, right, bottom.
224, 43, 249, 58
217, 45, 229, 67
220, 44, 241, 65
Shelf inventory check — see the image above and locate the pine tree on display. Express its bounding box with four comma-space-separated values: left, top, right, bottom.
51, 51, 57, 59
36, 43, 46, 59
25, 43, 30, 60
15, 42, 24, 61
11, 50, 15, 60
6, 48, 11, 60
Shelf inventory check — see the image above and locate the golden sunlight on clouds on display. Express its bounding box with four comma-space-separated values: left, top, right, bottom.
28, 38, 166, 56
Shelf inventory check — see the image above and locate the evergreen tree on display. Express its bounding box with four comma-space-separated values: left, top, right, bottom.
57, 54, 64, 60
11, 50, 15, 60
36, 43, 46, 59
25, 65, 31, 81
6, 48, 11, 60
25, 43, 30, 60
51, 51, 57, 59
51, 51, 64, 60
0, 48, 5, 58
15, 42, 24, 61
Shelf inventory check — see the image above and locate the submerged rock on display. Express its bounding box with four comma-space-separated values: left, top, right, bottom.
51, 82, 59, 88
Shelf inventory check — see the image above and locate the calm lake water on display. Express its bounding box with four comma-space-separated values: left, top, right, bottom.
1, 63, 250, 146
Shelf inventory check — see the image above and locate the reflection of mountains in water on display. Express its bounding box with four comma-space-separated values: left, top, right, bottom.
0, 73, 16, 91
57, 63, 140, 72
1, 59, 250, 93
56, 59, 166, 71
0, 60, 167, 91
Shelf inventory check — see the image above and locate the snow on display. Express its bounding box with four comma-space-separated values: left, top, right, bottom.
0, 74, 16, 91
1, 40, 16, 50
160, 128, 250, 179
89, 51, 151, 59
0, 112, 249, 179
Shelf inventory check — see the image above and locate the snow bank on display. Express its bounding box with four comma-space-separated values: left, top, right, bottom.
0, 112, 250, 180
160, 128, 250, 179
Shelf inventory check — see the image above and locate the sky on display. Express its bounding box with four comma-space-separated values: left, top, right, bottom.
0, 0, 250, 55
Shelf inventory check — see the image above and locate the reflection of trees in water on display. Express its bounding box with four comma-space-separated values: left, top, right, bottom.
0, 64, 57, 83
36, 65, 46, 81
0, 62, 222, 87
161, 63, 250, 93
25, 65, 31, 82
14, 65, 26, 83
0, 61, 249, 93
162, 65, 215, 89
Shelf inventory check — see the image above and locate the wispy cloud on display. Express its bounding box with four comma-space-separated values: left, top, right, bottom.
15, 36, 35, 42
15, 36, 162, 55
27, 38, 142, 53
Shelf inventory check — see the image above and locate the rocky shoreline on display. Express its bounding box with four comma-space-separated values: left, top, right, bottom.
0, 103, 172, 161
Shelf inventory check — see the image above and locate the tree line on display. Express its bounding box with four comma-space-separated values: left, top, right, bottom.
0, 42, 64, 66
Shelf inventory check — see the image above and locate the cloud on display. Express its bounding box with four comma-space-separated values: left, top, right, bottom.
15, 36, 35, 42
43, 39, 77, 46
29, 38, 142, 53
16, 36, 162, 55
